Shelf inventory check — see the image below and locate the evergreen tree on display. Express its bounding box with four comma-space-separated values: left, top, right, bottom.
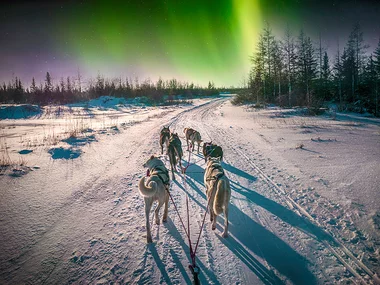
95, 74, 104, 98
333, 43, 343, 106
344, 23, 368, 102
374, 39, 380, 116
321, 51, 331, 100
249, 34, 266, 103
282, 26, 297, 106
262, 23, 275, 102
13, 77, 24, 103
44, 72, 52, 94
31, 77, 37, 93
60, 77, 65, 93
271, 38, 283, 102
296, 30, 317, 105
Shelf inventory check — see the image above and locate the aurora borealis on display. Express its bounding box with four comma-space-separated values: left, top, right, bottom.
61, 0, 262, 86
1, 0, 379, 87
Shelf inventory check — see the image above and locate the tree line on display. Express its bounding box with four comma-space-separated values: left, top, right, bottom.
0, 73, 219, 105
235, 23, 380, 117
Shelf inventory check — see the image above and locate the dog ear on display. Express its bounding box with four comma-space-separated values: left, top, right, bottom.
150, 155, 155, 160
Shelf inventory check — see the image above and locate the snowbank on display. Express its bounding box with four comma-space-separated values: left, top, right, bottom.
0, 104, 41, 119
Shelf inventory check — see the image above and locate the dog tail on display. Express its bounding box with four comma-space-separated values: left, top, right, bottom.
138, 177, 158, 197
213, 178, 229, 215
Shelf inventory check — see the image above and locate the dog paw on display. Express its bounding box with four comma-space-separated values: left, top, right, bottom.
212, 225, 216, 230
147, 237, 153, 243
162, 218, 167, 223
222, 232, 228, 238
155, 220, 160, 225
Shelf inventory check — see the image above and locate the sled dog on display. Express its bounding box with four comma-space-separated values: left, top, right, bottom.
184, 127, 202, 153
204, 157, 231, 237
203, 141, 223, 162
159, 126, 170, 154
167, 133, 183, 180
139, 155, 170, 243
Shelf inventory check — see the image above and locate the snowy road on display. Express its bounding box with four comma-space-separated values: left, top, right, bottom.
1, 97, 379, 284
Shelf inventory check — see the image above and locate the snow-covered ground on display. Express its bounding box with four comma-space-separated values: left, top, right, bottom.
0, 96, 379, 284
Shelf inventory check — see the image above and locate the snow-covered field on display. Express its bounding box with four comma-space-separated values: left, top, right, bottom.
0, 96, 379, 284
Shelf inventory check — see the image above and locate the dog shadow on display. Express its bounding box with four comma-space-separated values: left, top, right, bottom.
222, 199, 317, 285
215, 234, 285, 285
221, 161, 257, 181
230, 180, 335, 244
181, 162, 205, 187
173, 179, 206, 211
182, 159, 258, 184
144, 243, 173, 285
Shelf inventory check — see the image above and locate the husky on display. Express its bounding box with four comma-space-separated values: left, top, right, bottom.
138, 155, 170, 243
204, 157, 231, 237
159, 126, 170, 154
184, 127, 202, 153
203, 141, 223, 162
167, 133, 183, 180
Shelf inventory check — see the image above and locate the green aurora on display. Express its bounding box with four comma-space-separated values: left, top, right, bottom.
59, 0, 267, 86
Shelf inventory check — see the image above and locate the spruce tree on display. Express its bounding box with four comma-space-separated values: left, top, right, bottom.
283, 26, 297, 106
373, 39, 380, 116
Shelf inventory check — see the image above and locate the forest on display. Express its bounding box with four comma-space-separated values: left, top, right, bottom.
0, 73, 219, 105
235, 23, 380, 117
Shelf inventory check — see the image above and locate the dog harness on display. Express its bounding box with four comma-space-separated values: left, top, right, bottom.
205, 162, 225, 181
169, 136, 181, 146
204, 144, 215, 156
204, 144, 222, 159
150, 165, 170, 186
169, 136, 183, 157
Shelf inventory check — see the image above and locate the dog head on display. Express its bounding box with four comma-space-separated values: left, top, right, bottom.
161, 126, 170, 134
143, 155, 164, 169
170, 132, 179, 140
206, 156, 221, 166
203, 141, 214, 153
184, 128, 194, 136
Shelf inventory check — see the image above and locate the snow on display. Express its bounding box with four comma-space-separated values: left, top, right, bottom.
0, 104, 41, 119
0, 96, 379, 284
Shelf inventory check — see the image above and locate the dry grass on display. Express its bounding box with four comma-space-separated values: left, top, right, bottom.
64, 116, 92, 140
0, 138, 28, 171
0, 138, 12, 167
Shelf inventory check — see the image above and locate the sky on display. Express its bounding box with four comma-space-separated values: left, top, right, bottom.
0, 0, 379, 88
